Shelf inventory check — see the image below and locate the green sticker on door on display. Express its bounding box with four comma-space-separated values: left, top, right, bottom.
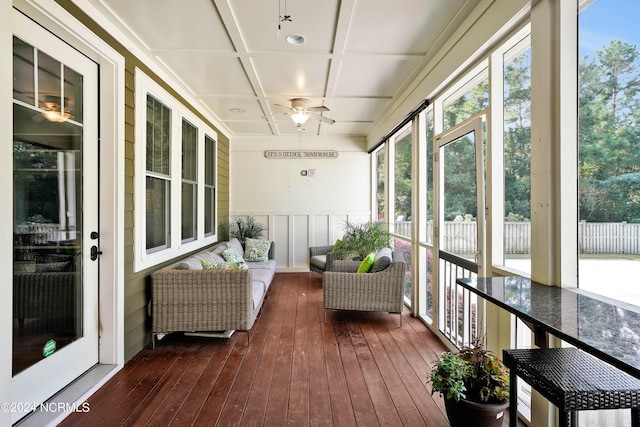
43, 339, 56, 357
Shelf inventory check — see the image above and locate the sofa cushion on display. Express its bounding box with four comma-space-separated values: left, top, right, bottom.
222, 247, 248, 270
251, 268, 273, 290
248, 259, 276, 290
227, 238, 244, 256
244, 238, 272, 262
176, 251, 221, 270
371, 247, 393, 273
251, 281, 266, 311
310, 254, 326, 270
210, 242, 228, 256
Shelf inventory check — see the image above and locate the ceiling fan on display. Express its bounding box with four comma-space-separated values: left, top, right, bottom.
272, 98, 335, 126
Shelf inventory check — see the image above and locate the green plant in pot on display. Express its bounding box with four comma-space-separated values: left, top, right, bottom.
429, 340, 510, 427
332, 219, 390, 261
226, 213, 266, 243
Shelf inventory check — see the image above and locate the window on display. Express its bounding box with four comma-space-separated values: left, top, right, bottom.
579, 0, 640, 306
204, 134, 216, 236
503, 38, 531, 272
375, 147, 386, 221
393, 126, 412, 238
421, 107, 435, 322
146, 95, 171, 252
181, 119, 198, 243
135, 69, 218, 271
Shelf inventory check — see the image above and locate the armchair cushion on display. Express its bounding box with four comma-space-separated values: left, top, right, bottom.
371, 247, 393, 273
357, 252, 375, 273
309, 245, 335, 274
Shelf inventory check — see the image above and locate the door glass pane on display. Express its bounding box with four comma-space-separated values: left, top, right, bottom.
13, 103, 83, 375
13, 37, 34, 105
443, 69, 489, 131
64, 65, 83, 124
442, 132, 478, 258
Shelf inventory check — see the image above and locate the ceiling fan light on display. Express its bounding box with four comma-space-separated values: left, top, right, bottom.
285, 34, 306, 45
291, 111, 309, 125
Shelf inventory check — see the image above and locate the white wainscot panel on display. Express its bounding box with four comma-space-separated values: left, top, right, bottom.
310, 215, 330, 247
293, 215, 310, 269
271, 215, 290, 270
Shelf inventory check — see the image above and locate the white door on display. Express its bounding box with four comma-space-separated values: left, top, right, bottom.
435, 117, 486, 345
11, 12, 99, 422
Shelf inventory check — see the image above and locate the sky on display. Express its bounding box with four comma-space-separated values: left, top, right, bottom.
579, 0, 640, 55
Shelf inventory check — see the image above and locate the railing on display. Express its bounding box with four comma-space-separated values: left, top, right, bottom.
395, 221, 640, 254
14, 223, 64, 244
439, 250, 478, 349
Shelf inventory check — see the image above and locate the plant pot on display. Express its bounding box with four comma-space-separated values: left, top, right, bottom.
444, 398, 509, 427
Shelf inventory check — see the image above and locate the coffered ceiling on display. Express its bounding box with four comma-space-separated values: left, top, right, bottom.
85, 0, 480, 138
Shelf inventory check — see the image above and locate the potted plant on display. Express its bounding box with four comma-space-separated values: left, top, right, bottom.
331, 219, 390, 261
429, 341, 510, 427
225, 213, 266, 243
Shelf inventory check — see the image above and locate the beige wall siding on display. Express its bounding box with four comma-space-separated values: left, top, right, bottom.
54, 1, 231, 361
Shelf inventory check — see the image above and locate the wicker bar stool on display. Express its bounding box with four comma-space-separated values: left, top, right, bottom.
503, 348, 640, 427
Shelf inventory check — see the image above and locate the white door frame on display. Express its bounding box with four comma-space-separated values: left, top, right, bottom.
2, 1, 125, 425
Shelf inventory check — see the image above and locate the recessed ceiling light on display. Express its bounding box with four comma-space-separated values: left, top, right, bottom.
285, 34, 306, 45
229, 107, 246, 114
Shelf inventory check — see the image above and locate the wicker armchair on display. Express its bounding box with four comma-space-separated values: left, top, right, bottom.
322, 249, 406, 326
309, 245, 336, 275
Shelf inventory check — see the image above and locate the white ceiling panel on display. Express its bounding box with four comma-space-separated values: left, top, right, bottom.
90, 0, 482, 138
200, 97, 264, 121
333, 56, 423, 98
224, 121, 273, 135
99, 0, 234, 51
158, 53, 254, 96
252, 55, 330, 98
329, 98, 391, 123
230, 0, 339, 53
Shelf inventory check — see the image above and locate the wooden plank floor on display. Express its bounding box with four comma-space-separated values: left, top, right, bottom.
60, 273, 454, 427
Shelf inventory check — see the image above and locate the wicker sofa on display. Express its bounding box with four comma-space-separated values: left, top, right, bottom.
151, 238, 275, 346
322, 249, 406, 326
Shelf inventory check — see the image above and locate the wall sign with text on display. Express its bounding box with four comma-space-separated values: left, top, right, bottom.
264, 150, 338, 159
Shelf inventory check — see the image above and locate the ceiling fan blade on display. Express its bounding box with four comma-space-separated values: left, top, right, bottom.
273, 104, 295, 111
307, 112, 335, 124
306, 106, 330, 112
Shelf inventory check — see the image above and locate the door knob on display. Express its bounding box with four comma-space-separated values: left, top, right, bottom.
90, 245, 103, 261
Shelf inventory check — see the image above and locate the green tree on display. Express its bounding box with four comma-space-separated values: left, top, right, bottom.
504, 51, 532, 221
579, 40, 640, 222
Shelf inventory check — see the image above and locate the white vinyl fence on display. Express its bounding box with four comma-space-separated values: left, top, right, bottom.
394, 221, 640, 254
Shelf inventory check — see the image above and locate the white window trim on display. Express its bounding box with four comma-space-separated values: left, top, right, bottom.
134, 68, 218, 272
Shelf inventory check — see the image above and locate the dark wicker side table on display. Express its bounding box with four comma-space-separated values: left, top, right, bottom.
503, 348, 640, 427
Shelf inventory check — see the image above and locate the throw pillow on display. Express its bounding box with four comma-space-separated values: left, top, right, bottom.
357, 252, 376, 273
222, 247, 249, 270
244, 237, 272, 262
371, 247, 393, 273
201, 259, 236, 270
